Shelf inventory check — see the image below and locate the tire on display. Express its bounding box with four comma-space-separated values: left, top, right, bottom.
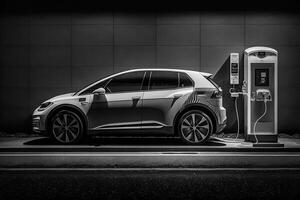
177, 110, 213, 145
49, 110, 84, 144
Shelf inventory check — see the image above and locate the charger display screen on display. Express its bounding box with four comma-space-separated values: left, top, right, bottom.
255, 69, 269, 86
231, 63, 239, 73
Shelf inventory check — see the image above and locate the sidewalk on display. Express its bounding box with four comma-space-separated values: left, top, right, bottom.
0, 136, 299, 152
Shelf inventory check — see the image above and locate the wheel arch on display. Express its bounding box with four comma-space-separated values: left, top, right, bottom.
45, 104, 88, 133
173, 103, 218, 136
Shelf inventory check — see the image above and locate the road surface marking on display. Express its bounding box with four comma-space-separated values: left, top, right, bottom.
0, 152, 300, 157
1, 167, 300, 171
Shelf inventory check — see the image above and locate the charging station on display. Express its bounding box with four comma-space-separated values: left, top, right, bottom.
244, 47, 281, 145
229, 47, 283, 147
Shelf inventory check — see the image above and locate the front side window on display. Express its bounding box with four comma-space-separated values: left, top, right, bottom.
149, 71, 179, 90
105, 71, 145, 93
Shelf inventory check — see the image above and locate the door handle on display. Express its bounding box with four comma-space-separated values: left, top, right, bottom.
173, 94, 183, 99
132, 96, 141, 100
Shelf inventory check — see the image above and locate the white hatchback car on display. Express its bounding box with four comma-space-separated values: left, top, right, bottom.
32, 69, 227, 144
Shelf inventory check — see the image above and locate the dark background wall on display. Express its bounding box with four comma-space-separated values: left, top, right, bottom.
0, 11, 300, 134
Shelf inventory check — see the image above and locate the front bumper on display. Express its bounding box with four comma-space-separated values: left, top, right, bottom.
32, 115, 47, 133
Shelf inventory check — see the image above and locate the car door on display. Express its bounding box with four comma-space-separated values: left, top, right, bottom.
141, 71, 193, 130
87, 71, 145, 131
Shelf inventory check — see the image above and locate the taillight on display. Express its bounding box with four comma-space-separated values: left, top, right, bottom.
211, 89, 222, 99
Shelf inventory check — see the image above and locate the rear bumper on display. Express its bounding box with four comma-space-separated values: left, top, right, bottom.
216, 120, 227, 133
214, 106, 227, 133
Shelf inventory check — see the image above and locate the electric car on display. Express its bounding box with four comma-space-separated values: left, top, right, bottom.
32, 69, 227, 144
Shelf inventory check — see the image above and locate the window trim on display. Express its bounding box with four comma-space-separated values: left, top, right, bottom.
77, 70, 195, 95
147, 71, 152, 91
140, 71, 147, 91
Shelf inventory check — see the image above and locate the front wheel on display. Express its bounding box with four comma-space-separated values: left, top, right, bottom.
178, 110, 213, 144
49, 110, 84, 144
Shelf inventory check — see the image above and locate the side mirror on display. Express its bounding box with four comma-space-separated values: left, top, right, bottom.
92, 87, 106, 95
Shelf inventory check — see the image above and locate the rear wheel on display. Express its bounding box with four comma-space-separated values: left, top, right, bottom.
50, 110, 84, 144
178, 110, 213, 144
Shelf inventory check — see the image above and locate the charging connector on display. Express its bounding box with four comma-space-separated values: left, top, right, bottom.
229, 87, 240, 97
230, 92, 239, 98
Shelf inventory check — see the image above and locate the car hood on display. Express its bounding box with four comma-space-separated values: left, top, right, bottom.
46, 92, 75, 102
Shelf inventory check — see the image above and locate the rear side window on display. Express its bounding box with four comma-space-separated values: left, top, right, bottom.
179, 73, 193, 88
149, 71, 178, 90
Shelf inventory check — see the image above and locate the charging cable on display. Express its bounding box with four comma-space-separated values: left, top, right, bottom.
234, 96, 239, 140
253, 99, 268, 143
229, 87, 240, 140
219, 88, 241, 143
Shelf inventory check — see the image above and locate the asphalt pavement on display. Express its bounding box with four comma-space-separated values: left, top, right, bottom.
1, 169, 300, 200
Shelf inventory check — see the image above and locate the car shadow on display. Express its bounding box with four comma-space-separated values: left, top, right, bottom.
23, 136, 226, 147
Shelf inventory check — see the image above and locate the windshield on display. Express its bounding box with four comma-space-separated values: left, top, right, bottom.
74, 80, 98, 96
74, 76, 111, 96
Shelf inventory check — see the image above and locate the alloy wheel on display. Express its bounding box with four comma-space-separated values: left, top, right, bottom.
180, 112, 211, 143
52, 111, 82, 144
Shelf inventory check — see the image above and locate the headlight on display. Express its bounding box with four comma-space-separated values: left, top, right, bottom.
38, 102, 53, 111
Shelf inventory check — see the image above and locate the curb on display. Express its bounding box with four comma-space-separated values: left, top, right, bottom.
1, 147, 300, 152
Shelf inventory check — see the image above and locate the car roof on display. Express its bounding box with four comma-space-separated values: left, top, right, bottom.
120, 68, 212, 77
